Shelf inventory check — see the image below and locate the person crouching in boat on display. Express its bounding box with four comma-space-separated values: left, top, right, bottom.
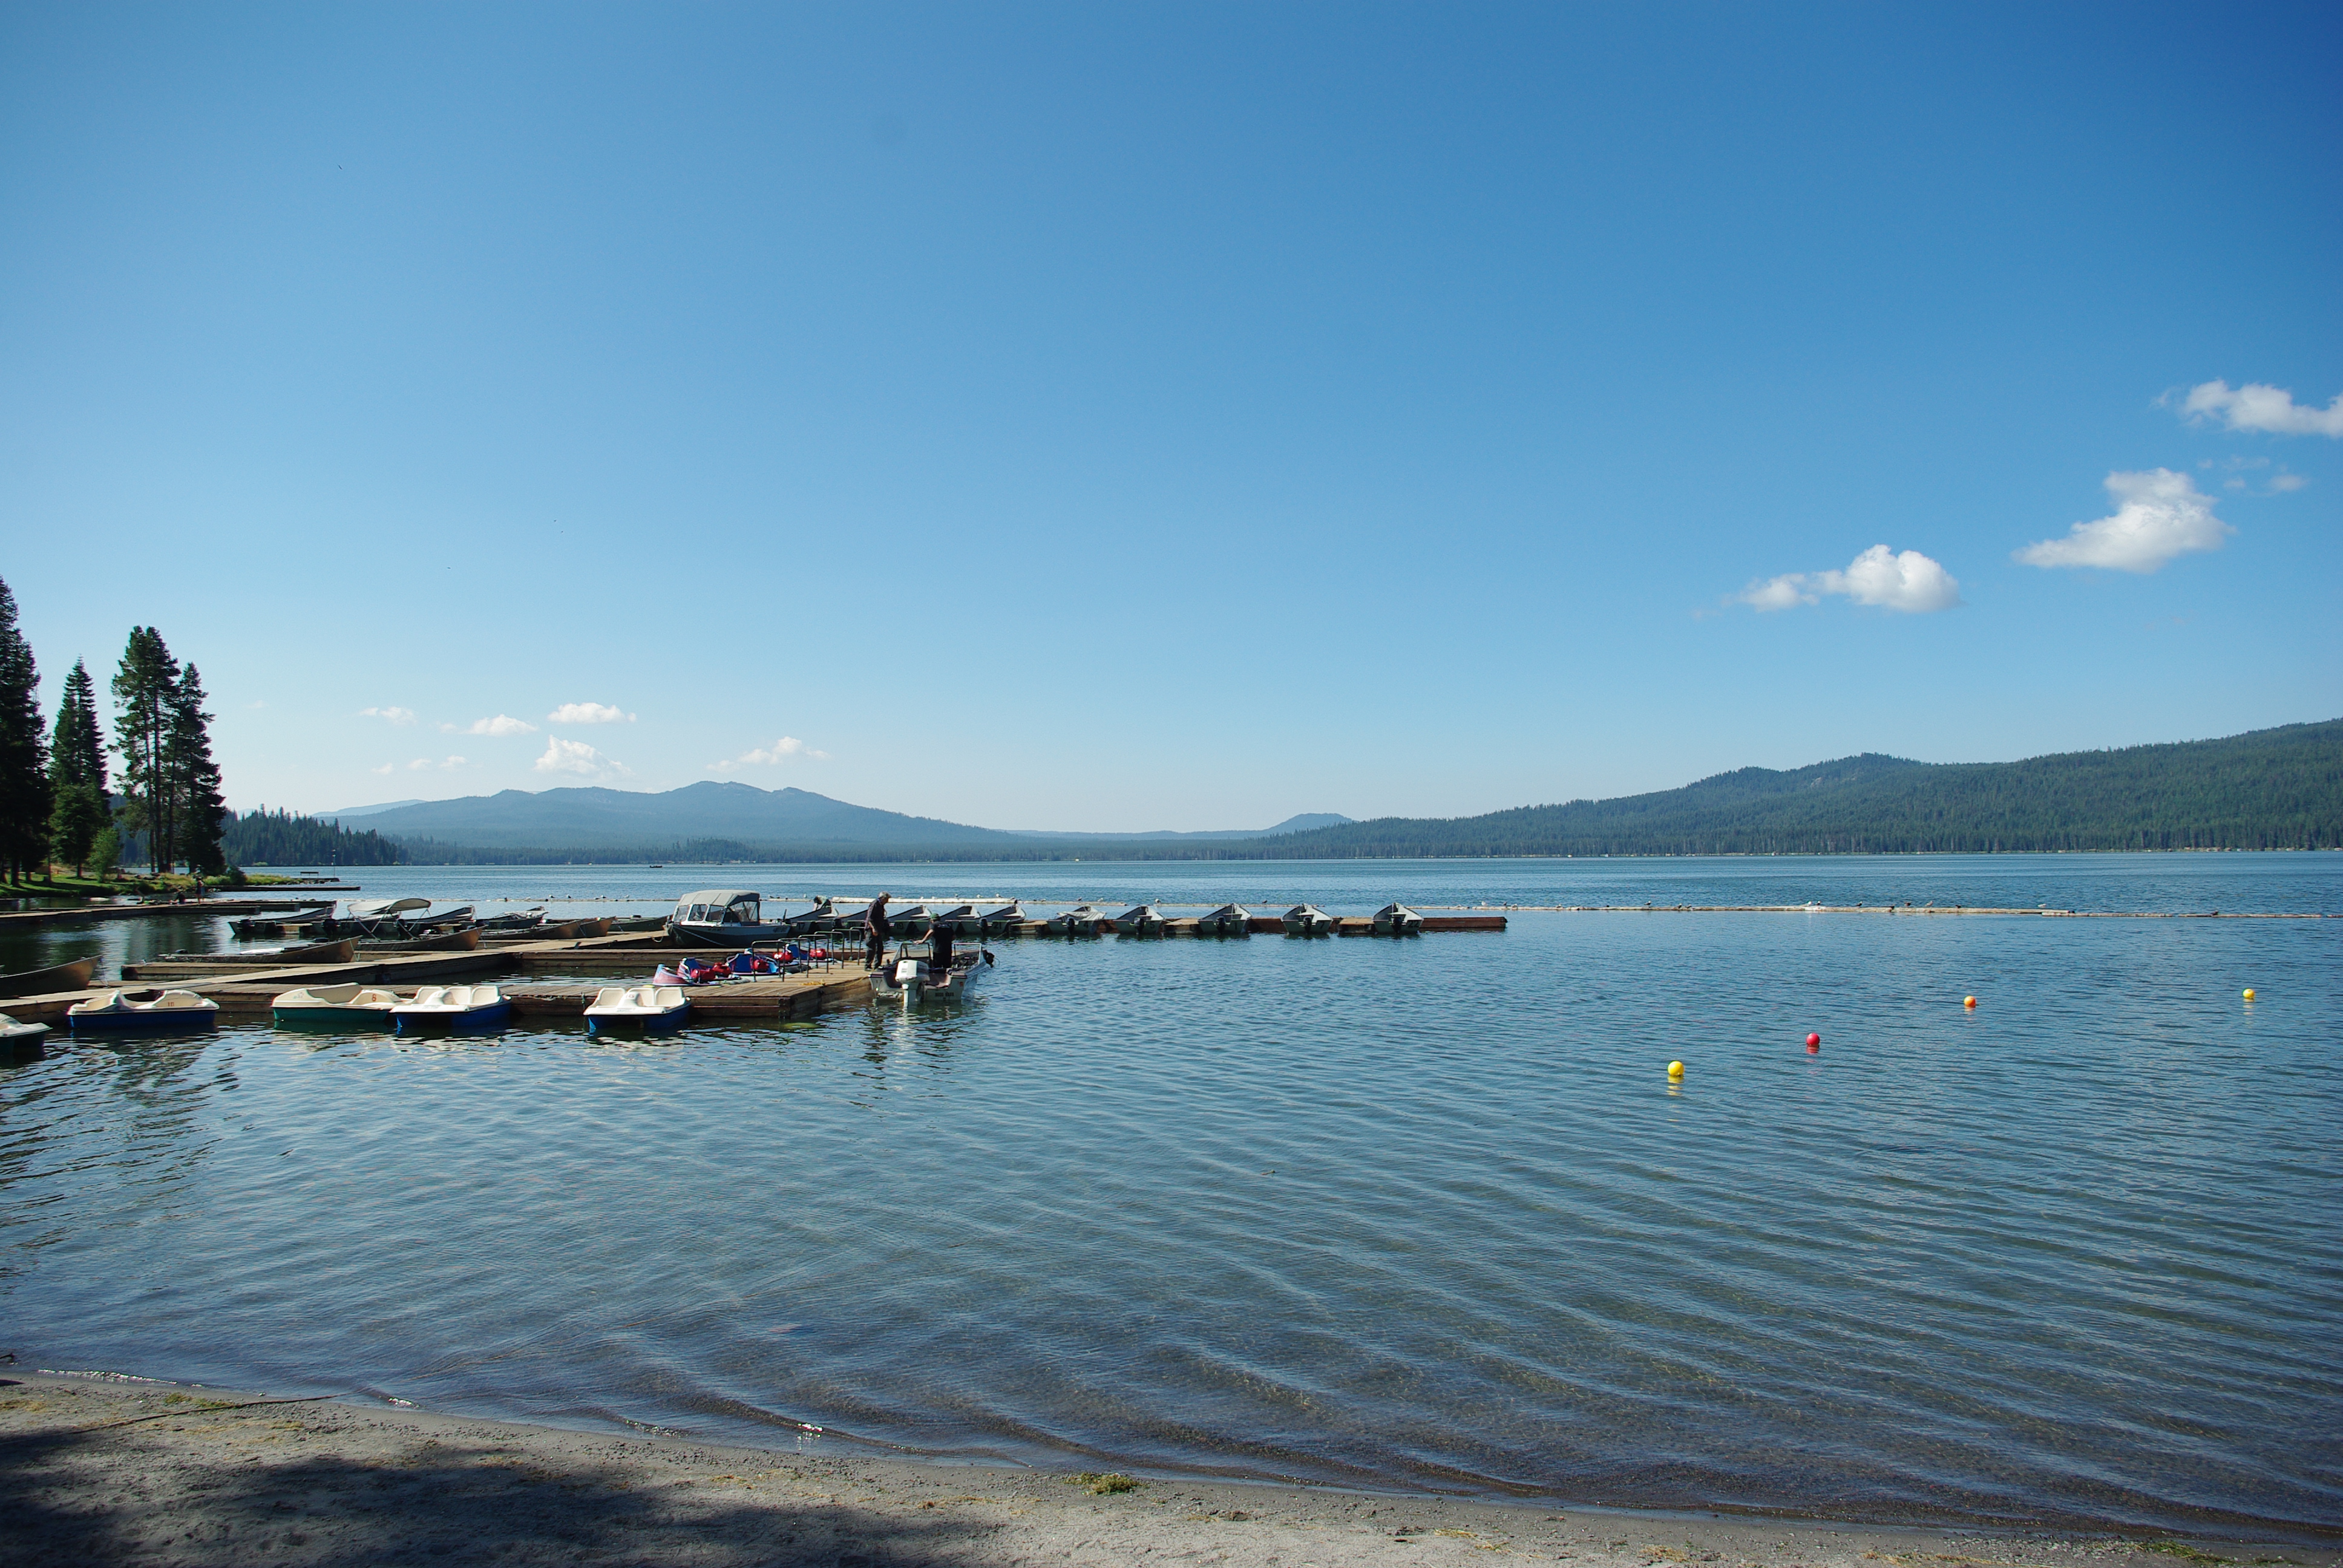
864, 893, 891, 973
929, 921, 954, 976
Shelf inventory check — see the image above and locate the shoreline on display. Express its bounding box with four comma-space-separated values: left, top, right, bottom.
4, 1371, 2335, 1567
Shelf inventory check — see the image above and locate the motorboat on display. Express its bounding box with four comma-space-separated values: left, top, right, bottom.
68, 989, 219, 1034
977, 902, 1027, 933
1373, 903, 1424, 935
1112, 904, 1167, 936
339, 897, 432, 936
0, 954, 97, 999
584, 985, 690, 1036
933, 904, 1013, 936
1, 1013, 51, 1054
390, 984, 512, 1034
406, 905, 476, 932
1049, 905, 1113, 936
666, 889, 799, 946
782, 897, 869, 936
868, 949, 985, 1005
272, 984, 402, 1029
879, 904, 935, 939
1283, 903, 1336, 936
1195, 903, 1251, 936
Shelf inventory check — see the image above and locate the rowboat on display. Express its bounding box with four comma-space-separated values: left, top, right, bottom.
1195, 903, 1251, 936
390, 984, 511, 1034
0, 955, 97, 999
1112, 904, 1167, 936
272, 984, 402, 1030
1283, 903, 1336, 936
1373, 903, 1424, 935
356, 927, 482, 953
1049, 904, 1112, 936
68, 989, 219, 1034
584, 984, 690, 1036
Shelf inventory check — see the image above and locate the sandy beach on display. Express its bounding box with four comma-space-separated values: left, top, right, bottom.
2, 1370, 2331, 1568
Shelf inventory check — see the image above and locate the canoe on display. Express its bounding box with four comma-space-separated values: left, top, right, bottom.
68, 989, 219, 1035
390, 984, 511, 1035
273, 984, 402, 1030
0, 955, 97, 999
584, 984, 690, 1036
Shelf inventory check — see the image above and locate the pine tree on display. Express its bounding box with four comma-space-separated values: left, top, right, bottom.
0, 577, 50, 882
111, 627, 182, 874
50, 659, 108, 795
167, 664, 228, 876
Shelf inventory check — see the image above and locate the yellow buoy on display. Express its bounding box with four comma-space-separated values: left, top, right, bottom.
1667, 1060, 1684, 1079
2243, 988, 2256, 1001
1963, 995, 1978, 1009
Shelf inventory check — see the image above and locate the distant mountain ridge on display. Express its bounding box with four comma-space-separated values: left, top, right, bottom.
329, 785, 1351, 852
316, 720, 2339, 863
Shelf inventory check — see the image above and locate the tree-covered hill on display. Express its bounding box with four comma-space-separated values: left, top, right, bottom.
1244, 719, 2342, 858
223, 808, 408, 867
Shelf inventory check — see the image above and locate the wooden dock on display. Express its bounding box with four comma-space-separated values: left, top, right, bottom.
0, 897, 345, 930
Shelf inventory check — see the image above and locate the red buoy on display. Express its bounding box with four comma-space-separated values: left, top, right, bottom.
1806, 1032, 1821, 1053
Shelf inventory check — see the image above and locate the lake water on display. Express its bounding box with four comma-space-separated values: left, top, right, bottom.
3, 855, 2338, 1538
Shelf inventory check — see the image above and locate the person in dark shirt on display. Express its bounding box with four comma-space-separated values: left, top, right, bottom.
929, 921, 955, 975
863, 892, 892, 972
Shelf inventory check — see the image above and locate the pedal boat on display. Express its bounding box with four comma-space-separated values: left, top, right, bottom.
584, 984, 689, 1036
869, 951, 984, 1005
272, 984, 402, 1030
390, 984, 512, 1035
1282, 903, 1336, 936
68, 989, 219, 1034
1, 1013, 52, 1055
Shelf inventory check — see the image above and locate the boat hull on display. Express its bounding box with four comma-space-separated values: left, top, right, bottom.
272, 1005, 398, 1031
585, 1005, 689, 1036
391, 1001, 513, 1035
70, 1007, 218, 1036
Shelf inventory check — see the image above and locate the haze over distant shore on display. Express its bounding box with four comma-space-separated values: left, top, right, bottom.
261, 718, 2343, 866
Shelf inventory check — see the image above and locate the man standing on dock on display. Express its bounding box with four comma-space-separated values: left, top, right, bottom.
864, 892, 891, 973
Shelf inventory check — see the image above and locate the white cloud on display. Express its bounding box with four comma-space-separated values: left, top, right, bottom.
2015, 469, 2230, 573
443, 713, 539, 736
440, 756, 466, 770
548, 702, 635, 725
711, 735, 832, 771
370, 762, 395, 775
1738, 545, 1962, 614
359, 705, 416, 725
407, 757, 433, 772
2270, 472, 2308, 492
535, 736, 632, 777
2178, 380, 2343, 437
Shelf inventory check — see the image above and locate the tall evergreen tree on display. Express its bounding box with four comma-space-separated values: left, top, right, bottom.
50, 659, 108, 794
166, 664, 228, 876
0, 577, 50, 881
112, 626, 182, 874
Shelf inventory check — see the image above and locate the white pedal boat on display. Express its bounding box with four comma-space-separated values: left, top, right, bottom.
1, 1012, 52, 1054
390, 984, 511, 1035
68, 989, 219, 1034
273, 984, 402, 1030
869, 952, 985, 1005
584, 984, 689, 1036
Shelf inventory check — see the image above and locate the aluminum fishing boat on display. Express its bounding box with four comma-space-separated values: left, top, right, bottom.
1373, 902, 1424, 935
868, 949, 986, 1005
1112, 903, 1167, 935
1195, 903, 1251, 936
1283, 903, 1336, 936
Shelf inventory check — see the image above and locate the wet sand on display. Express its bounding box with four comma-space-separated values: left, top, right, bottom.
3, 1371, 2332, 1567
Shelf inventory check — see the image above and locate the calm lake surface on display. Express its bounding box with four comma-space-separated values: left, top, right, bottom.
4, 856, 2338, 1536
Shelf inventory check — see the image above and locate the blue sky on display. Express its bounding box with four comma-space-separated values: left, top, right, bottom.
3, 2, 2336, 832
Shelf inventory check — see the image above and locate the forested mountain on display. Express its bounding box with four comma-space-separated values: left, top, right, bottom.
1240, 720, 2342, 858
308, 720, 2336, 865
223, 808, 408, 867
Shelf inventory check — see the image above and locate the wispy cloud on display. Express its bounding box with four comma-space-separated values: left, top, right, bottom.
535, 737, 631, 777
405, 757, 433, 772
440, 756, 465, 770
359, 705, 416, 725
1738, 545, 1962, 614
712, 736, 831, 771
444, 714, 539, 737
370, 762, 395, 775
2015, 469, 2229, 573
548, 702, 636, 725
2177, 380, 2343, 437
